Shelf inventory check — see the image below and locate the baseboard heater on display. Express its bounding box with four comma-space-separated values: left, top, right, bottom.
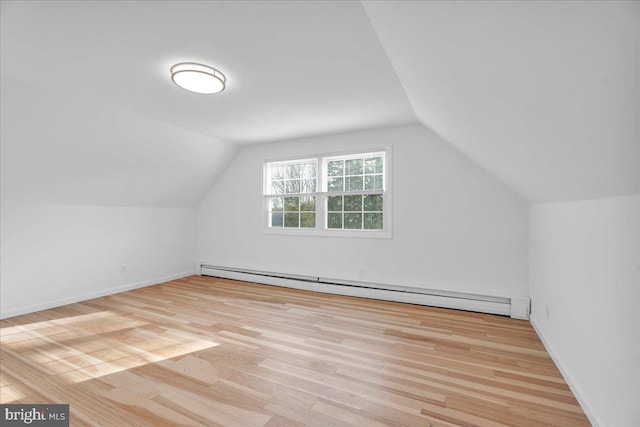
200, 264, 530, 320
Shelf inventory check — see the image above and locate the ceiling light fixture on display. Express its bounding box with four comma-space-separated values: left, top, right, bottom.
170, 62, 226, 94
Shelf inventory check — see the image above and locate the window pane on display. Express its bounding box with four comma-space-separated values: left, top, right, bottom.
363, 194, 383, 211
271, 197, 283, 211
272, 165, 286, 180
327, 160, 344, 177
346, 176, 363, 191
327, 177, 343, 192
300, 196, 316, 211
364, 176, 374, 190
284, 212, 299, 227
344, 195, 362, 211
271, 212, 283, 227
286, 164, 302, 179
285, 180, 300, 194
271, 180, 285, 194
374, 175, 383, 190
344, 213, 362, 229
365, 157, 383, 174
364, 174, 384, 190
301, 178, 316, 193
284, 197, 299, 211
346, 158, 363, 175
302, 163, 317, 178
327, 195, 342, 212
364, 158, 375, 174
327, 213, 342, 229
364, 213, 383, 230
300, 212, 315, 228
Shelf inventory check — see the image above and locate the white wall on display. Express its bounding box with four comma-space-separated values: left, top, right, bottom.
0, 76, 227, 318
530, 195, 640, 427
0, 203, 196, 318
197, 124, 529, 298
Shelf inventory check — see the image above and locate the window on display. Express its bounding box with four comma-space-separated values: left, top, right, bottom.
324, 154, 384, 230
264, 150, 389, 236
265, 159, 317, 229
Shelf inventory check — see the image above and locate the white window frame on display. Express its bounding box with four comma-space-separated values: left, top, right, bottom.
262, 148, 392, 238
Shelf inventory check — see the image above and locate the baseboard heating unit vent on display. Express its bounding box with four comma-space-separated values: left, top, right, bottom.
200, 264, 530, 320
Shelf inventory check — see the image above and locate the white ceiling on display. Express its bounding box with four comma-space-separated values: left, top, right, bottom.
363, 0, 640, 202
1, 0, 415, 144
1, 0, 638, 206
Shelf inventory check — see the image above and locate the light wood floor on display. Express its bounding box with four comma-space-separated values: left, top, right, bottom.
0, 276, 590, 426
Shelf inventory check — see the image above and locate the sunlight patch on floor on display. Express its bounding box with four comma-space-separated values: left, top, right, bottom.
1, 311, 119, 341
1, 310, 219, 384
58, 339, 219, 384
0, 385, 25, 403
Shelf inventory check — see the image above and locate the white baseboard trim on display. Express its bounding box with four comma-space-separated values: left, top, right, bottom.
530, 317, 600, 427
202, 266, 513, 316
0, 270, 195, 320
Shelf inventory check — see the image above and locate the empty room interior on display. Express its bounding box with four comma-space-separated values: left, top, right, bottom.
1, 1, 639, 426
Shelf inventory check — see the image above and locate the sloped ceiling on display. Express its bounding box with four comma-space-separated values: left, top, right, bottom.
363, 0, 640, 202
1, 1, 638, 206
1, 1, 415, 144
1, 76, 237, 206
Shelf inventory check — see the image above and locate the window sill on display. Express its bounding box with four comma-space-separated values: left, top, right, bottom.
262, 227, 392, 239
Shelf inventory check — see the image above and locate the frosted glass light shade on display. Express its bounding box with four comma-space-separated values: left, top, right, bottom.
170, 62, 226, 94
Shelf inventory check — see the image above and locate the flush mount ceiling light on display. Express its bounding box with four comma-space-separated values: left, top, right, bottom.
170, 62, 226, 94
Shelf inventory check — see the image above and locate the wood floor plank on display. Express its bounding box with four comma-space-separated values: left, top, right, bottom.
0, 276, 590, 426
